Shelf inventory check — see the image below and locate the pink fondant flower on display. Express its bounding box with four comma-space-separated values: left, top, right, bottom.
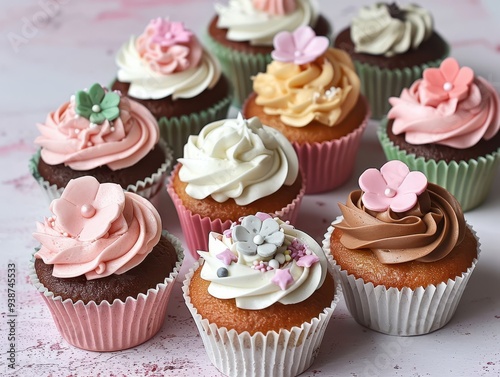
253, 0, 296, 15
149, 18, 192, 47
271, 26, 329, 65
50, 176, 126, 242
359, 160, 427, 213
420, 58, 474, 107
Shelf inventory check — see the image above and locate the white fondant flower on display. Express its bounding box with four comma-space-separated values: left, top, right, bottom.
232, 215, 284, 258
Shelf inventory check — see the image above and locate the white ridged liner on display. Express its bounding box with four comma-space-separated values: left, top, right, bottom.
183, 258, 341, 377
29, 139, 173, 203
30, 231, 184, 351
322, 221, 480, 336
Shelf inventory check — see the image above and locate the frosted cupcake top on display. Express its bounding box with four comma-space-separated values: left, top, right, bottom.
33, 176, 162, 280
116, 18, 221, 100
198, 213, 328, 310
335, 160, 466, 264
350, 3, 433, 57
388, 58, 500, 149
215, 0, 319, 46
253, 26, 360, 127
35, 83, 159, 171
178, 114, 299, 205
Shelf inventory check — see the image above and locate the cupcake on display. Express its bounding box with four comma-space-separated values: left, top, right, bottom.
29, 83, 172, 202
30, 176, 184, 351
183, 213, 340, 377
334, 2, 449, 119
167, 115, 305, 258
243, 26, 370, 193
379, 57, 500, 211
323, 160, 479, 336
111, 18, 232, 159
205, 0, 332, 107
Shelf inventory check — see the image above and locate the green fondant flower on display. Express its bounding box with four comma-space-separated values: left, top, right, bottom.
75, 83, 120, 124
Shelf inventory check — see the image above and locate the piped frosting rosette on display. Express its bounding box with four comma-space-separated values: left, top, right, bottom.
323, 160, 479, 335
30, 176, 183, 351
168, 115, 304, 258
183, 213, 340, 377
380, 58, 500, 211
116, 18, 221, 100
249, 26, 369, 193
30, 83, 171, 201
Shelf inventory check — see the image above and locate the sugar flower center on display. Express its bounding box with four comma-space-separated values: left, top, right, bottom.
384, 187, 397, 198
81, 204, 96, 218
443, 82, 453, 91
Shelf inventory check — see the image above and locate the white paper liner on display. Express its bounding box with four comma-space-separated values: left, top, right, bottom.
182, 259, 341, 377
322, 220, 480, 336
29, 139, 173, 203
167, 163, 306, 258
30, 231, 184, 351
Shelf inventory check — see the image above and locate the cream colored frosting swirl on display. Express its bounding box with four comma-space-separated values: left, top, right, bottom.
35, 95, 159, 171
335, 183, 466, 264
388, 77, 500, 149
198, 216, 328, 310
253, 48, 360, 127
351, 3, 433, 57
33, 178, 162, 280
116, 36, 221, 100
216, 0, 319, 46
178, 115, 299, 205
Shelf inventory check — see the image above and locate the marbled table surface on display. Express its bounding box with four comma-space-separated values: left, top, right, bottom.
1, 0, 499, 376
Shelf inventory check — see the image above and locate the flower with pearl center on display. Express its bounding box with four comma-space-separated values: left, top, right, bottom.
50, 176, 126, 241
359, 160, 428, 213
420, 57, 474, 107
232, 215, 285, 258
75, 83, 120, 125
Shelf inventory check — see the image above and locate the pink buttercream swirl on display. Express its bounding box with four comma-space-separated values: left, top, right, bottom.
253, 0, 297, 15
136, 18, 202, 75
35, 92, 159, 171
33, 176, 162, 280
388, 58, 500, 149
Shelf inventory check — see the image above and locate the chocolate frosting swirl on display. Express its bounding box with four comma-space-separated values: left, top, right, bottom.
335, 183, 466, 264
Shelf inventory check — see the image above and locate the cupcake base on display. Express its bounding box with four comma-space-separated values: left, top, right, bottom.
183, 259, 341, 377
323, 223, 479, 336
378, 118, 500, 211
30, 231, 184, 351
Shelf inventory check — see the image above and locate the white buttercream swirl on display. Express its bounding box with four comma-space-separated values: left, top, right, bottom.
198, 218, 328, 310
178, 115, 299, 205
116, 36, 221, 100
216, 0, 319, 46
351, 3, 433, 57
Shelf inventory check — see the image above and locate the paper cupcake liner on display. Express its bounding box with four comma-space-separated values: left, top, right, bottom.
354, 45, 449, 120
157, 94, 232, 159
203, 33, 271, 108
293, 96, 370, 194
29, 231, 184, 351
322, 221, 480, 336
378, 119, 500, 211
182, 259, 341, 377
167, 163, 305, 258
29, 140, 173, 203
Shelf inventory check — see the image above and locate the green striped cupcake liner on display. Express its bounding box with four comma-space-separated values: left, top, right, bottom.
378, 118, 500, 212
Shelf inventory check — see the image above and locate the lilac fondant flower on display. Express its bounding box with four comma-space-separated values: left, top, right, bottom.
359, 160, 427, 213
232, 215, 284, 258
271, 26, 329, 65
50, 176, 126, 242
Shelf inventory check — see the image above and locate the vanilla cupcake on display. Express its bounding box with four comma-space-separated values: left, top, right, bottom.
30, 176, 183, 351
29, 83, 172, 202
324, 160, 479, 335
243, 26, 370, 193
334, 2, 449, 119
184, 213, 340, 377
206, 0, 332, 107
379, 57, 500, 211
112, 18, 232, 158
167, 115, 305, 258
